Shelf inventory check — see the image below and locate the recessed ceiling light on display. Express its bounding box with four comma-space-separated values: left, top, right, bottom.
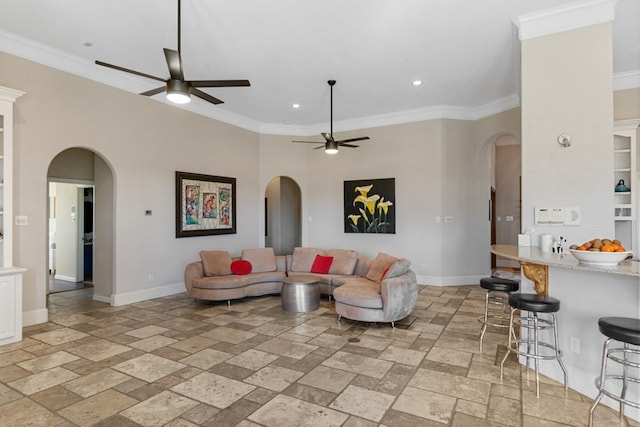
412, 80, 423, 86
292, 103, 300, 109
83, 42, 93, 47
284, 120, 292, 124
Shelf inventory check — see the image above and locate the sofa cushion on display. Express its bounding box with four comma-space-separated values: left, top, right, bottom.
311, 255, 333, 274
326, 249, 358, 275
200, 250, 232, 276
241, 248, 277, 273
382, 258, 411, 281
290, 247, 324, 272
193, 271, 285, 290
365, 252, 398, 283
231, 259, 252, 275
333, 279, 383, 309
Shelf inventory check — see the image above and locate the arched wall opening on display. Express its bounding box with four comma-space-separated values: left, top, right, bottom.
264, 176, 302, 255
47, 147, 115, 304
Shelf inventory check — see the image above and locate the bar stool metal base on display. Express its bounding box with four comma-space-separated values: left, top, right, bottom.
588, 317, 640, 427
499, 293, 568, 397
477, 277, 519, 352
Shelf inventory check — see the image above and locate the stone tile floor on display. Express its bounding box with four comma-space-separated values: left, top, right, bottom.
0, 285, 637, 426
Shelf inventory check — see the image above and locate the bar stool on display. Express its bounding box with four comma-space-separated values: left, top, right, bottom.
500, 293, 568, 396
477, 277, 520, 352
588, 317, 640, 427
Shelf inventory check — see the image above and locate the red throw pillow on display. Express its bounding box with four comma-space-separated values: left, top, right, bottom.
380, 264, 392, 282
231, 259, 252, 275
310, 255, 333, 274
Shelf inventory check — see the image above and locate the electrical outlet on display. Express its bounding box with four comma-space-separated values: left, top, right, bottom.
444, 216, 453, 223
420, 264, 426, 271
435, 216, 441, 223
15, 215, 28, 226
570, 336, 580, 353
148, 274, 154, 282
506, 216, 514, 222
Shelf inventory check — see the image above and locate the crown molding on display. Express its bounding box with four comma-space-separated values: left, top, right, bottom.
0, 85, 25, 103
613, 70, 640, 91
515, 0, 617, 41
260, 94, 522, 136
1, 24, 636, 137
0, 29, 263, 133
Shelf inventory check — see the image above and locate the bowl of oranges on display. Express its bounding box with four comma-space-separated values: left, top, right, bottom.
569, 239, 632, 266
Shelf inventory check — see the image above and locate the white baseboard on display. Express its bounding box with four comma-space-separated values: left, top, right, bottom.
111, 282, 186, 306
53, 274, 79, 282
23, 308, 48, 327
92, 294, 111, 304
417, 274, 486, 286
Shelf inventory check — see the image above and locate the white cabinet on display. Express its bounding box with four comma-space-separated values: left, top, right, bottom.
0, 268, 26, 346
0, 86, 26, 346
614, 120, 639, 258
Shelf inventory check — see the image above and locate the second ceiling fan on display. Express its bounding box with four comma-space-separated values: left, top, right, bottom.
293, 80, 369, 154
95, 0, 250, 106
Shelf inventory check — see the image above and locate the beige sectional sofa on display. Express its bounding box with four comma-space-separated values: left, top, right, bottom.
184, 247, 286, 302
184, 246, 418, 326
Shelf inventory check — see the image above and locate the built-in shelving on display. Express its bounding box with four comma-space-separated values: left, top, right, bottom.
613, 120, 640, 258
0, 85, 26, 346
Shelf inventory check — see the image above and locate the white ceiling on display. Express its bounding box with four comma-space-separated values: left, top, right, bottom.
0, 0, 638, 135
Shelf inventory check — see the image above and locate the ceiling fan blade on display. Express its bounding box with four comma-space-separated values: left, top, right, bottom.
95, 60, 167, 83
321, 132, 334, 142
335, 136, 370, 144
192, 88, 224, 105
163, 48, 184, 81
339, 143, 360, 148
190, 80, 251, 87
292, 140, 323, 144
140, 86, 166, 96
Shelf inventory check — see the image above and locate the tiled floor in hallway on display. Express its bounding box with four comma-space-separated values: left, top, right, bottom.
0, 285, 636, 426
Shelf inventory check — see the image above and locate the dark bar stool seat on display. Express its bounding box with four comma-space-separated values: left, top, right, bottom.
477, 277, 520, 352
589, 317, 640, 426
500, 293, 568, 396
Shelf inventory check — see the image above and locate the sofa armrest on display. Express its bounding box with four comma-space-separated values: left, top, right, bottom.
184, 261, 205, 292
275, 255, 287, 273
380, 270, 418, 321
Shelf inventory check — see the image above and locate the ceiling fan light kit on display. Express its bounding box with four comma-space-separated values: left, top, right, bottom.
325, 140, 339, 155
292, 80, 370, 154
95, 0, 249, 106
166, 79, 191, 104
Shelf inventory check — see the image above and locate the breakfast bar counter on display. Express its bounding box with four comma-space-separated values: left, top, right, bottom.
491, 244, 639, 295
491, 244, 639, 420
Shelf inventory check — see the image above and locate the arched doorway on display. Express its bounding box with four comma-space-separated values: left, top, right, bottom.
47, 148, 115, 303
264, 176, 302, 255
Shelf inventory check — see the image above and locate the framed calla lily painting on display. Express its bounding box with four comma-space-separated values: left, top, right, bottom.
176, 171, 236, 237
344, 178, 395, 234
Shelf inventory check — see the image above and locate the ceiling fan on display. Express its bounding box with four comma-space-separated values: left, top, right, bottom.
293, 80, 370, 154
95, 0, 250, 105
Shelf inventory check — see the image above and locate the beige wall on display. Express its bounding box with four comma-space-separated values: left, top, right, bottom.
2, 52, 261, 317
521, 23, 614, 245
7, 44, 634, 320
614, 87, 640, 120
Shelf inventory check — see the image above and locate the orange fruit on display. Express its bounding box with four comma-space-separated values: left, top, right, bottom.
577, 246, 587, 251
600, 244, 614, 252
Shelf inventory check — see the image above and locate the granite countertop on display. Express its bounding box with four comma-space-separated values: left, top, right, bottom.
491, 244, 640, 278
